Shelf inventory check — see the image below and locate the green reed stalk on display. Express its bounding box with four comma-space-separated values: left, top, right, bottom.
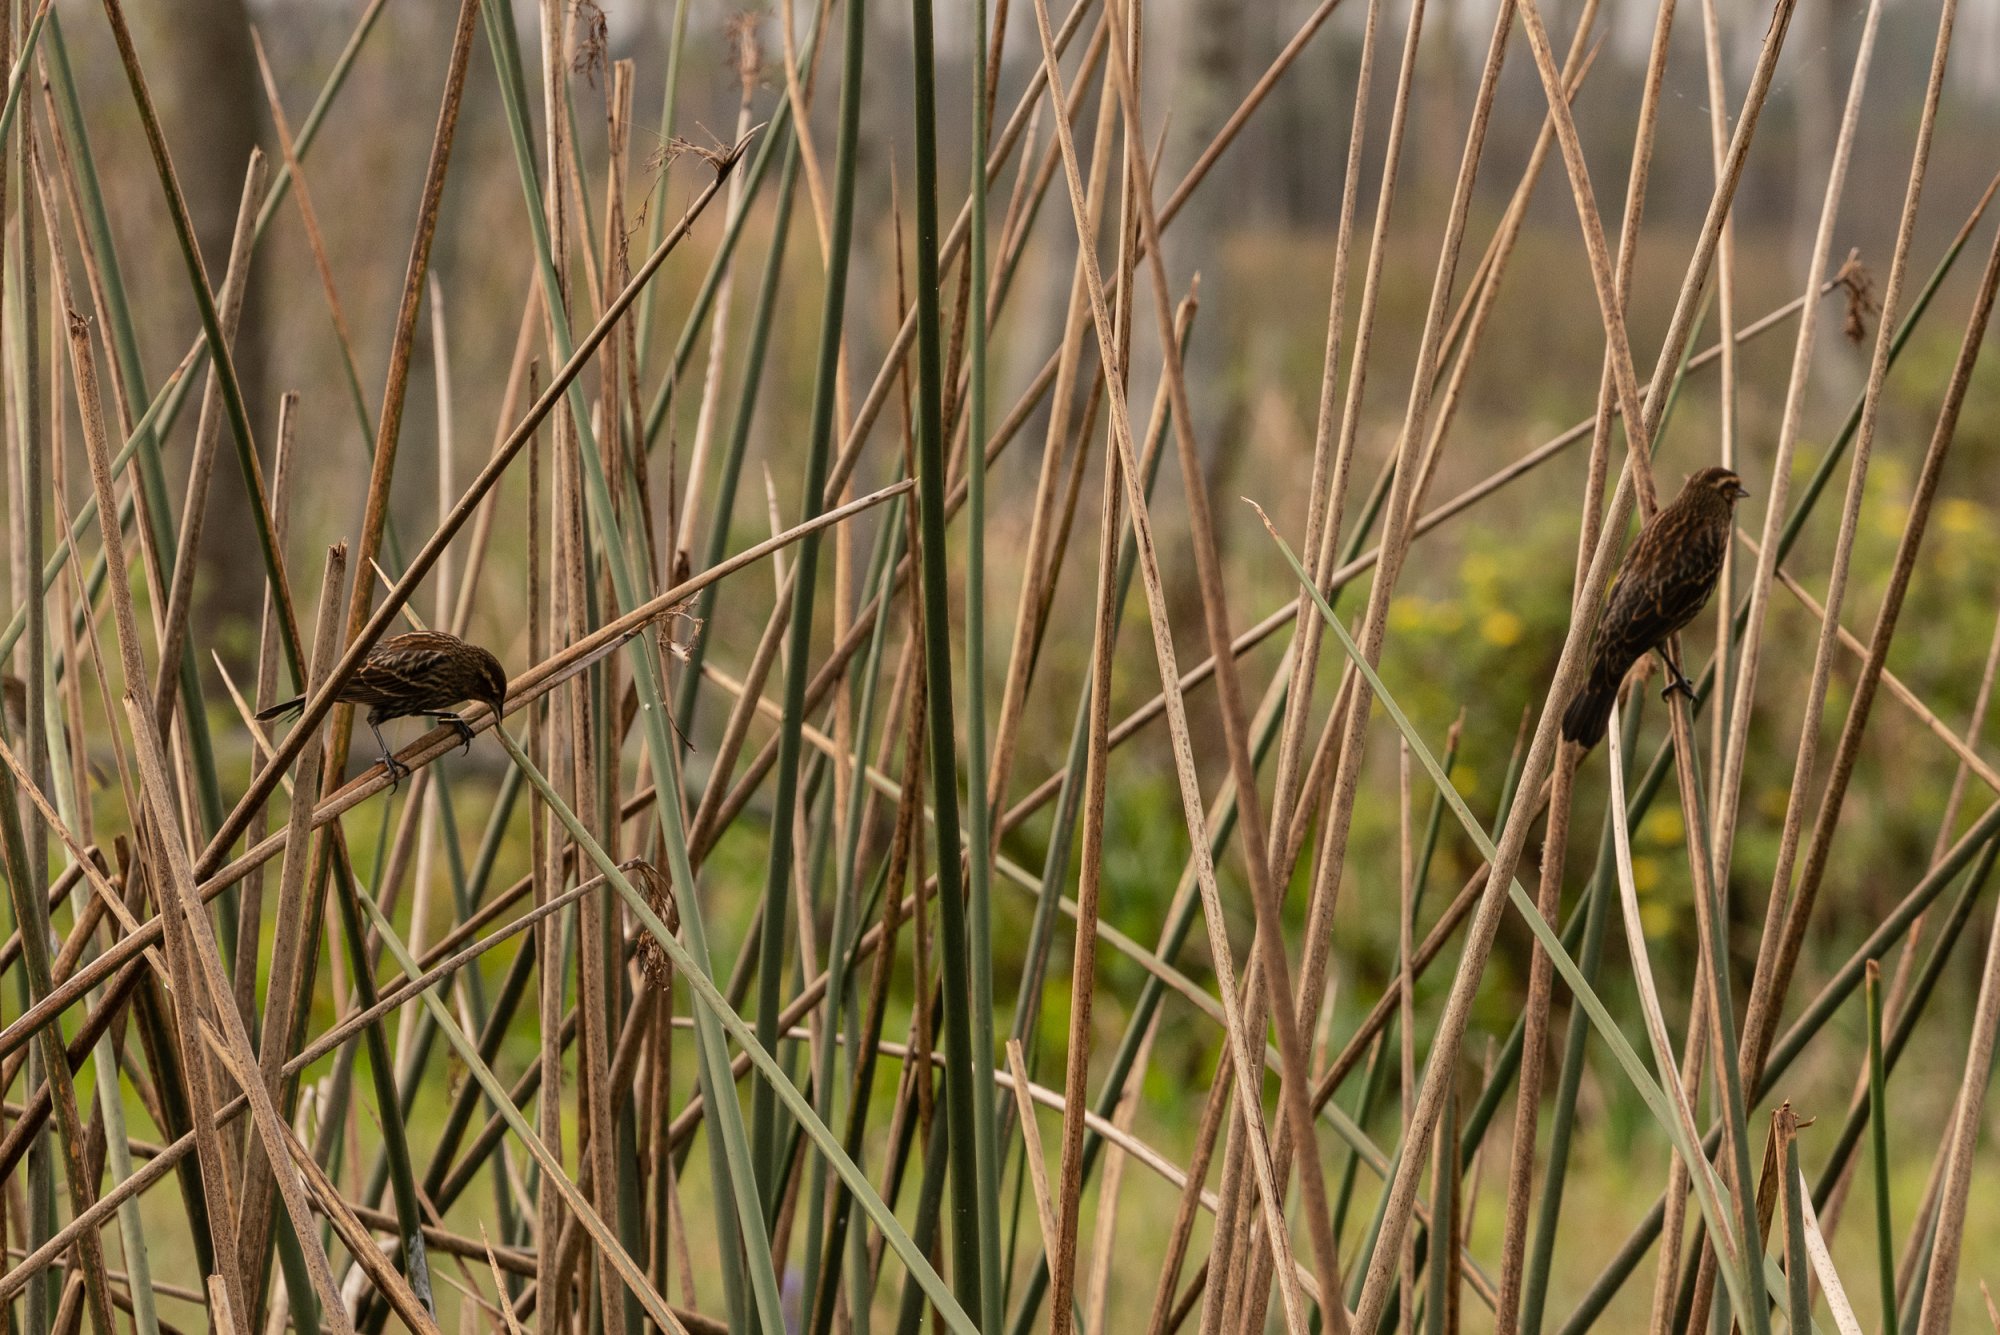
747, 0, 868, 1208
908, 0, 988, 1315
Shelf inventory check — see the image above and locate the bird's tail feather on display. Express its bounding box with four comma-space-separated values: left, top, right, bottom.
254, 696, 306, 723
1560, 667, 1619, 750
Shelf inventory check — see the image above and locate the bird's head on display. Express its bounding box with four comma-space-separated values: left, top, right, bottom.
1687, 465, 1750, 506
471, 646, 509, 716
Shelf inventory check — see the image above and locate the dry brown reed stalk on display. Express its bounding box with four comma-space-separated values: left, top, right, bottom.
1265, 0, 1381, 859
981, 31, 1121, 827
816, 0, 1345, 543
1097, 0, 1348, 1321
1751, 206, 2000, 1092
537, 16, 624, 1331
1504, 0, 1682, 1321
1398, 27, 1603, 546
522, 349, 564, 1324
1142, 660, 1339, 1324
886, 1035, 1388, 1289
234, 397, 297, 1033
1249, 9, 1436, 1253
1667, 566, 1773, 1325
234, 541, 347, 1291
247, 26, 376, 442
1238, 0, 1532, 1316
20, 164, 180, 1335
1698, 0, 1742, 825
1352, 0, 1802, 1319
139, 159, 270, 739
94, 0, 303, 690
0, 594, 116, 1334
1491, 749, 1576, 1331
71, 228, 348, 1323
450, 277, 542, 640
1497, 3, 1649, 1323
687, 171, 1815, 896
1082, 1012, 1154, 1333
674, 21, 761, 568
1749, 551, 2000, 795
642, 687, 1024, 1109
1397, 738, 1418, 1325
987, 269, 1821, 864
1218, 126, 1582, 1302
1142, 1025, 1238, 1335
1027, 0, 1337, 1325
0, 476, 153, 1249
1651, 977, 1713, 1332
195, 133, 745, 878
988, 288, 1185, 860
684, 671, 1272, 1034
1045, 180, 1125, 1335
0, 475, 900, 1085
201, 1032, 442, 1335
1572, 0, 1672, 590
1514, 0, 1660, 511
1816, 592, 2000, 1239
1732, 0, 1960, 1095
1713, 18, 1901, 1239
363, 929, 698, 1333
1916, 872, 2000, 1332
319, 0, 479, 825
1005, 1039, 1061, 1276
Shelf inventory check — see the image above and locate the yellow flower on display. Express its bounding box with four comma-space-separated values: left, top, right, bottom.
1480, 610, 1524, 648
1939, 497, 1983, 537
1641, 900, 1674, 939
1641, 807, 1684, 847
1390, 596, 1427, 635
1632, 855, 1661, 895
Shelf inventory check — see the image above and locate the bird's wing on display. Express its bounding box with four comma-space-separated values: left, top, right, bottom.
343, 639, 463, 709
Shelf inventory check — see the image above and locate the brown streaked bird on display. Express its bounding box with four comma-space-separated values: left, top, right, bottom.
1560, 466, 1751, 750
256, 631, 508, 788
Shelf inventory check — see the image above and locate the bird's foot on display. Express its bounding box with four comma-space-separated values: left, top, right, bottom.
1659, 667, 1696, 702
380, 753, 412, 793
434, 713, 475, 755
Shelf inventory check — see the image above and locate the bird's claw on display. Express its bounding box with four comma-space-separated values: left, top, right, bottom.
424, 713, 475, 755
381, 754, 412, 793
1659, 674, 1695, 703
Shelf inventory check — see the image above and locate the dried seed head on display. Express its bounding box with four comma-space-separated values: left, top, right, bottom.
626, 859, 680, 989
657, 598, 702, 664
650, 132, 735, 179
725, 12, 763, 95
1837, 250, 1877, 344
570, 0, 610, 86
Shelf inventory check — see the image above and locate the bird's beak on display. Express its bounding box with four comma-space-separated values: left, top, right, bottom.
1731, 482, 1751, 500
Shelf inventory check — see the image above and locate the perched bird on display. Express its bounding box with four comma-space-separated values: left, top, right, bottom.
1560, 466, 1751, 750
256, 631, 508, 788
